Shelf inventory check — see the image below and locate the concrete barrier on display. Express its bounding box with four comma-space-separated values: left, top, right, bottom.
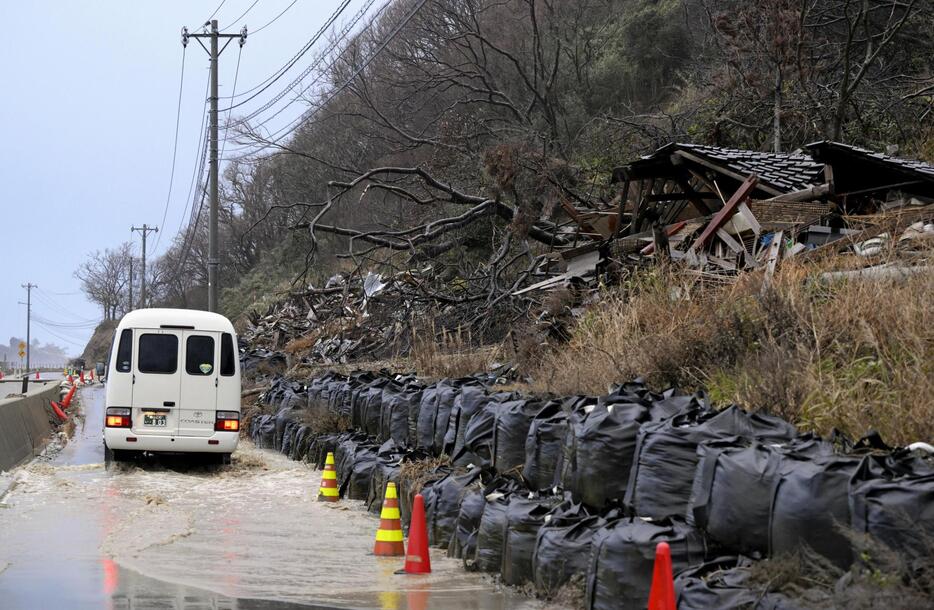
0, 380, 62, 471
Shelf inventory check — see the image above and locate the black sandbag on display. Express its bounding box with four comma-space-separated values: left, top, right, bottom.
471, 477, 525, 572
380, 383, 422, 446
274, 403, 305, 451
768, 454, 864, 567
461, 400, 500, 468
676, 557, 804, 610
473, 492, 510, 572
345, 444, 379, 501
307, 431, 342, 467
365, 439, 411, 514
415, 383, 441, 450
849, 461, 934, 559
625, 405, 797, 519
416, 380, 460, 454
501, 494, 564, 586
585, 517, 707, 610
563, 401, 652, 509
523, 400, 568, 490
432, 382, 462, 454
423, 468, 485, 548
533, 505, 607, 595
362, 385, 386, 437
690, 436, 832, 555
557, 396, 600, 492
253, 414, 276, 448
292, 425, 314, 461
493, 399, 543, 473
448, 483, 487, 560
280, 419, 301, 456
444, 382, 490, 461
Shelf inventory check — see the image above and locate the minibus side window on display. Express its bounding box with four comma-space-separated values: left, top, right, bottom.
185, 335, 215, 376
220, 333, 235, 377
115, 329, 132, 373
138, 334, 178, 374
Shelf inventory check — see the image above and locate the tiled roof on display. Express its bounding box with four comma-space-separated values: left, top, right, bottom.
804, 141, 934, 181
668, 143, 826, 192
626, 143, 826, 193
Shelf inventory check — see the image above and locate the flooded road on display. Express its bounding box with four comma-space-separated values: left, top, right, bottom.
0, 385, 544, 610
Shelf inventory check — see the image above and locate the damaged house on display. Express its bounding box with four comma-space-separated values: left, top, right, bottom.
528, 141, 934, 291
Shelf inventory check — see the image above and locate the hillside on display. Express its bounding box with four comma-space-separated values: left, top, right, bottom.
80, 319, 117, 367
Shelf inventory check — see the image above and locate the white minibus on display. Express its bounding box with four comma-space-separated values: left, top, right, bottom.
103, 308, 241, 464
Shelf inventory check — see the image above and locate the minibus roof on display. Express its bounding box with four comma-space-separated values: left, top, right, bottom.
117, 308, 236, 334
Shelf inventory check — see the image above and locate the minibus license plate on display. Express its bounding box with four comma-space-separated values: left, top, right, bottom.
144, 413, 167, 427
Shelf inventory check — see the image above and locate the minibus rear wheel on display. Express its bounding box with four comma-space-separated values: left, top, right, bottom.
104, 444, 134, 465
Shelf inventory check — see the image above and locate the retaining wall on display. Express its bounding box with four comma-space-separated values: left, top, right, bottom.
0, 380, 61, 471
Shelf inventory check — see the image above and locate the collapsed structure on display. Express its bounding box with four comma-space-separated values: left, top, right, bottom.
241, 141, 934, 367
534, 140, 934, 289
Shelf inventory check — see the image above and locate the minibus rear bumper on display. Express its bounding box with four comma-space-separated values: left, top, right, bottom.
104, 429, 239, 453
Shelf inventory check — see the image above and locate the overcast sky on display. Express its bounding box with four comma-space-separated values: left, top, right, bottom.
0, 1, 371, 358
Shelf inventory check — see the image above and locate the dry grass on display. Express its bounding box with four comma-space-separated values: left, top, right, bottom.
409, 321, 498, 378
749, 530, 934, 609
525, 253, 934, 445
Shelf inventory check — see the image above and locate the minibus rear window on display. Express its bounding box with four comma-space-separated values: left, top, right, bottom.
186, 335, 215, 376
220, 333, 235, 376
115, 329, 132, 373
138, 334, 178, 374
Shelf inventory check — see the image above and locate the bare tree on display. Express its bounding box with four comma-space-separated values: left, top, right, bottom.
75, 242, 132, 320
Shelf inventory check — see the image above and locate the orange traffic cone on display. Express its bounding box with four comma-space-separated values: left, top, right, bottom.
403, 492, 431, 573
373, 482, 405, 556
50, 401, 67, 421
647, 542, 676, 610
61, 384, 77, 408
317, 452, 339, 502
79, 371, 85, 384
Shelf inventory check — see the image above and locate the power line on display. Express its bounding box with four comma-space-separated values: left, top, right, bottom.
176, 73, 212, 242
32, 314, 99, 330
221, 0, 261, 32
218, 0, 353, 112
32, 321, 89, 349
32, 289, 100, 324
251, 0, 299, 34
205, 0, 227, 22
218, 0, 352, 101
231, 0, 427, 158
225, 0, 383, 130
153, 45, 188, 254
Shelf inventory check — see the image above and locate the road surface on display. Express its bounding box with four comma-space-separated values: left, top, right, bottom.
0, 384, 545, 610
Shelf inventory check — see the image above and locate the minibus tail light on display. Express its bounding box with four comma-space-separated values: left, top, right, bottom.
215, 411, 240, 432
106, 407, 132, 428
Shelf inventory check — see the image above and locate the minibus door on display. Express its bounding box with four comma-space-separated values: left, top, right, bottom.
131, 329, 182, 436
178, 331, 220, 437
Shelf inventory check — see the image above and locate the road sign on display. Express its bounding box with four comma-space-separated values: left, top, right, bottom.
18, 350, 25, 359
18, 341, 26, 350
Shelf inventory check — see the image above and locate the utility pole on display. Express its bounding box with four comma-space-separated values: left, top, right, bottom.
131, 224, 158, 308
21, 283, 36, 370
128, 257, 134, 312
182, 21, 247, 312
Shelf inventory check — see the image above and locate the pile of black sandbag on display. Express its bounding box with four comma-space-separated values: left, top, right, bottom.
245, 367, 934, 609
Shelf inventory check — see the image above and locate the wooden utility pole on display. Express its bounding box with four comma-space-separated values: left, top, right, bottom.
21, 283, 36, 370
131, 224, 158, 308
182, 21, 247, 312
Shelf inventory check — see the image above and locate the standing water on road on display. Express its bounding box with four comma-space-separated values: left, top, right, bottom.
0, 385, 544, 610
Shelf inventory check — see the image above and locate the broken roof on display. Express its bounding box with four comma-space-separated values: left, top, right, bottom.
804, 141, 934, 199
618, 142, 826, 195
